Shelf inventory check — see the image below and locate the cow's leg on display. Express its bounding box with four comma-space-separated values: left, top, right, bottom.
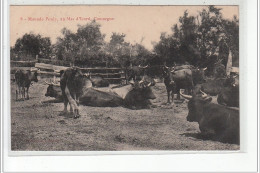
171, 91, 174, 103
177, 89, 180, 100
16, 85, 19, 100
167, 90, 170, 103
76, 97, 80, 106
69, 102, 73, 113
63, 100, 68, 112
65, 86, 79, 118
22, 87, 25, 100
74, 93, 80, 106
26, 87, 29, 100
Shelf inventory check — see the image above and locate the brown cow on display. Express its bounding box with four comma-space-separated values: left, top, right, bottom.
15, 69, 38, 100
60, 67, 87, 118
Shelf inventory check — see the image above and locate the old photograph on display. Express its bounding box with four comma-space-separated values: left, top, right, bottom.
10, 5, 239, 151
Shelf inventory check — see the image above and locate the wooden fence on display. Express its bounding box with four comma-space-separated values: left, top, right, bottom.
11, 61, 126, 84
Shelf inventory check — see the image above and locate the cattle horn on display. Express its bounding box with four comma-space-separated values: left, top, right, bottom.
139, 80, 144, 84
203, 67, 207, 71
180, 90, 192, 100
200, 90, 208, 98
44, 81, 52, 85
164, 65, 169, 69
51, 82, 60, 86
138, 65, 149, 69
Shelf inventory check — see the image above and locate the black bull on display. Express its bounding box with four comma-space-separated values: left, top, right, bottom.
194, 75, 239, 107
45, 82, 156, 109
180, 91, 239, 144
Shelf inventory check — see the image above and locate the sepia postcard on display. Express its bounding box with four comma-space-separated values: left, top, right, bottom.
9, 5, 241, 153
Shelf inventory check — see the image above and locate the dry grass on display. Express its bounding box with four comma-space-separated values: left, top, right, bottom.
11, 80, 239, 151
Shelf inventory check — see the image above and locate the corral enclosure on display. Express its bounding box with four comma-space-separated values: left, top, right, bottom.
10, 62, 239, 151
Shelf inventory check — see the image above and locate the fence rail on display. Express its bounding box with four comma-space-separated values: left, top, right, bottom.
11, 62, 126, 84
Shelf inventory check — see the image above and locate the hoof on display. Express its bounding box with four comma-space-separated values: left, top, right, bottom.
73, 114, 80, 119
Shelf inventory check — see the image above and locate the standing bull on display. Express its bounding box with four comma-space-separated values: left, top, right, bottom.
163, 65, 193, 100
162, 66, 176, 103
180, 90, 239, 144
15, 69, 38, 100
127, 65, 149, 82
172, 64, 207, 85
60, 67, 87, 118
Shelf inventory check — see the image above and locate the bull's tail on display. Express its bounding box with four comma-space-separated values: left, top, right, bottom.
64, 86, 80, 118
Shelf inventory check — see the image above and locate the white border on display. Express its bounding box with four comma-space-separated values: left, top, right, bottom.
2, 0, 258, 172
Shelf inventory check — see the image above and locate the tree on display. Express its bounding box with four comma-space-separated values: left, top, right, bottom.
54, 20, 106, 66
153, 5, 239, 72
12, 33, 52, 60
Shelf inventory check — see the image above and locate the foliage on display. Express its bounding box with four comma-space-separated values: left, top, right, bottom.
11, 33, 52, 60
153, 6, 239, 75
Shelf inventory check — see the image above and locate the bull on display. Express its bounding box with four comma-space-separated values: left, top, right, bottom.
163, 65, 193, 100
14, 69, 38, 100
180, 90, 239, 144
112, 81, 156, 109
44, 82, 63, 102
44, 82, 123, 107
172, 65, 207, 85
127, 65, 149, 82
193, 78, 227, 96
45, 80, 155, 109
60, 67, 87, 118
88, 74, 109, 87
217, 75, 239, 107
162, 66, 176, 103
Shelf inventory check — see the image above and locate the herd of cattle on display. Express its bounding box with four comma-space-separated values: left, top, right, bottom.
14, 64, 239, 144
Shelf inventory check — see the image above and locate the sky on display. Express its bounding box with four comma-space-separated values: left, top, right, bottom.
10, 6, 238, 50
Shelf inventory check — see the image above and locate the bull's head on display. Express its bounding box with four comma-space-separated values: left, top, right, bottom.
44, 81, 61, 98
162, 65, 170, 77
129, 80, 155, 100
225, 74, 239, 88
28, 68, 39, 82
180, 90, 212, 122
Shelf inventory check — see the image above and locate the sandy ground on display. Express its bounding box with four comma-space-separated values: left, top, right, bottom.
11, 80, 239, 151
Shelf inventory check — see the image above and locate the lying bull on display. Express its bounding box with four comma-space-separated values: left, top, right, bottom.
89, 75, 109, 87
193, 78, 227, 96
112, 81, 156, 109
45, 81, 123, 107
217, 75, 239, 107
45, 80, 155, 109
180, 90, 239, 144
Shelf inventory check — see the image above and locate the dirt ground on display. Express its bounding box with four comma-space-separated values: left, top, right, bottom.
11, 79, 239, 151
